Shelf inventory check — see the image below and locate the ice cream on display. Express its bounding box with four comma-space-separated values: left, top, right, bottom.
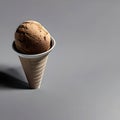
12, 20, 56, 89
14, 20, 51, 54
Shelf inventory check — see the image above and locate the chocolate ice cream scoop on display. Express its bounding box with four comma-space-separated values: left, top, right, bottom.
15, 20, 51, 54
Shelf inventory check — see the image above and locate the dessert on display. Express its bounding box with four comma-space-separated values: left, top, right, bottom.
15, 20, 51, 54
12, 20, 56, 89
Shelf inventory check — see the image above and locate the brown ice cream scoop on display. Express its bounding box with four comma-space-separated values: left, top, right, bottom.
15, 20, 51, 54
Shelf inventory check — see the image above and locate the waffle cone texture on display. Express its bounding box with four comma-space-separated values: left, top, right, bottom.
19, 55, 48, 88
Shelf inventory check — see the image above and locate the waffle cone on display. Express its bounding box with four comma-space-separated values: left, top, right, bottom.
19, 55, 48, 88
12, 37, 56, 89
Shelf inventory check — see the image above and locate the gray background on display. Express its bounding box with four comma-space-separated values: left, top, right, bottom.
0, 0, 120, 120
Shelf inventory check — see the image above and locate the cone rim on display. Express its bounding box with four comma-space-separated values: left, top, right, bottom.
12, 37, 56, 58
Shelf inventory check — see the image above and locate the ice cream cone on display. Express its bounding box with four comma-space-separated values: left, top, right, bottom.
12, 37, 56, 89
